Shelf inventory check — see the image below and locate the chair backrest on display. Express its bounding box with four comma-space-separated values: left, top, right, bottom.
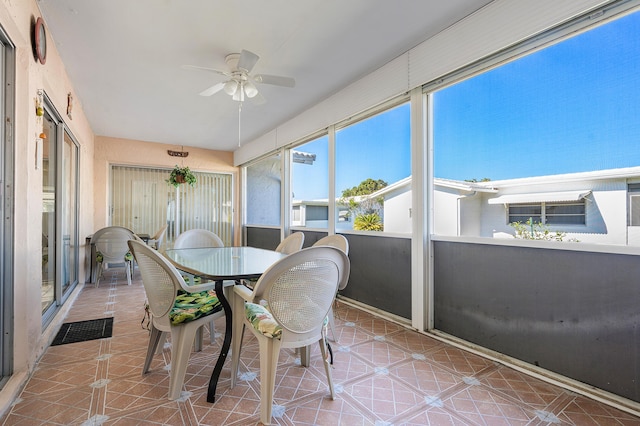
128, 240, 185, 328
251, 246, 350, 343
91, 226, 134, 263
150, 224, 168, 250
173, 229, 224, 249
312, 234, 349, 255
275, 232, 305, 255
91, 225, 134, 241
151, 224, 168, 240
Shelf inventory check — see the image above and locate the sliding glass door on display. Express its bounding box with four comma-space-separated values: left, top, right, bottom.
41, 96, 80, 326
41, 108, 56, 316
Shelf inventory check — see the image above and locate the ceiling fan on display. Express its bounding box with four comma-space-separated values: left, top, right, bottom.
183, 49, 295, 103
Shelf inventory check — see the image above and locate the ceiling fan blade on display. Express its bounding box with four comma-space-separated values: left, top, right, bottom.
254, 74, 295, 88
237, 49, 260, 73
182, 64, 230, 78
199, 82, 225, 96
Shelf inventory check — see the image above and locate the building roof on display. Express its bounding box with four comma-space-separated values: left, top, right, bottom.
487, 190, 592, 205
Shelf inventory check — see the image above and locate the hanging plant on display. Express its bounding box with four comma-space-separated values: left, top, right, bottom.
167, 165, 197, 187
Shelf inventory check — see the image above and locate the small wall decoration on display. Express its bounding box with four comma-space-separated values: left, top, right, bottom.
168, 149, 189, 157
32, 17, 47, 64
35, 91, 44, 117
67, 92, 73, 119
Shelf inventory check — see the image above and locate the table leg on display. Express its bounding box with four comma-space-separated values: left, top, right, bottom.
207, 279, 232, 403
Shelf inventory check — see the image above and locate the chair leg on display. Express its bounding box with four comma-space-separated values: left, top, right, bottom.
209, 319, 216, 344
318, 338, 336, 400
143, 325, 163, 374
167, 324, 199, 400
155, 332, 166, 355
327, 306, 337, 342
125, 261, 132, 286
230, 292, 246, 388
300, 345, 311, 367
194, 326, 205, 352
259, 336, 282, 425
95, 263, 103, 288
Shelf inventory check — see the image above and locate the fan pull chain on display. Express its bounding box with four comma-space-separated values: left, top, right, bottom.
238, 102, 242, 147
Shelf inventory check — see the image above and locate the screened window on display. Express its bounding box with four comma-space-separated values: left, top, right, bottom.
335, 102, 411, 233
246, 154, 281, 227
508, 201, 585, 225
433, 10, 640, 244
291, 136, 328, 229
508, 204, 541, 224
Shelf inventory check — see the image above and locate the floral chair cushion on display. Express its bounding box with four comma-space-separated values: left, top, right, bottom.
169, 289, 221, 325
181, 274, 203, 285
245, 302, 282, 339
95, 251, 133, 263
245, 302, 330, 340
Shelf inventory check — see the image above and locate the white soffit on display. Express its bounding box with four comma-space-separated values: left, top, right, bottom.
487, 190, 592, 205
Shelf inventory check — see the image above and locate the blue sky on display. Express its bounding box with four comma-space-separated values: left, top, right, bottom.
434, 10, 640, 181
293, 104, 411, 200
293, 10, 640, 199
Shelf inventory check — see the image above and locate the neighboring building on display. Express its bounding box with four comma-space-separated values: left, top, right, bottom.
475, 166, 640, 245
294, 166, 640, 245
291, 198, 329, 228
371, 166, 640, 245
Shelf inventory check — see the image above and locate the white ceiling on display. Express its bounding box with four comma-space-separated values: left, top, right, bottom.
38, 0, 493, 152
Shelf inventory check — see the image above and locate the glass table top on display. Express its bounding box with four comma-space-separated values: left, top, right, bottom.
164, 246, 288, 281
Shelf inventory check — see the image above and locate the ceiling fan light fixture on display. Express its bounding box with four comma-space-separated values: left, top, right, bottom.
244, 80, 258, 98
232, 89, 245, 102
223, 80, 239, 96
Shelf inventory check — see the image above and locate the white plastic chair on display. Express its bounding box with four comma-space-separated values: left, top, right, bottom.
312, 234, 349, 259
242, 232, 306, 291
312, 235, 349, 341
173, 228, 225, 347
230, 246, 350, 425
90, 226, 135, 286
128, 239, 225, 400
173, 229, 224, 249
147, 224, 168, 250
274, 232, 305, 254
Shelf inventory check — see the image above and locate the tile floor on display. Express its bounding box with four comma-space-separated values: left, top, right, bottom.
2, 267, 640, 425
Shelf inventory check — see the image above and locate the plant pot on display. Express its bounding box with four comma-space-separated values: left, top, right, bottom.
175, 174, 186, 184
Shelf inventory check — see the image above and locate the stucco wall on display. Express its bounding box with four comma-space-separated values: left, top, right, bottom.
93, 136, 239, 244
0, 0, 96, 415
383, 189, 411, 234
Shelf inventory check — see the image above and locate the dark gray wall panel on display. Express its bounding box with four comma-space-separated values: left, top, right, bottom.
245, 228, 412, 320
300, 231, 327, 248
434, 240, 640, 403
245, 226, 280, 250
341, 234, 411, 319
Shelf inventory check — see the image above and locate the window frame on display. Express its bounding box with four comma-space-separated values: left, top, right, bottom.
507, 200, 586, 226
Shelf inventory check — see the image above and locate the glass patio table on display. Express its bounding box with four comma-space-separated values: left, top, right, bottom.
163, 246, 288, 403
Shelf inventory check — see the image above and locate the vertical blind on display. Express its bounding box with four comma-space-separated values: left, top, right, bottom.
110, 166, 233, 246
